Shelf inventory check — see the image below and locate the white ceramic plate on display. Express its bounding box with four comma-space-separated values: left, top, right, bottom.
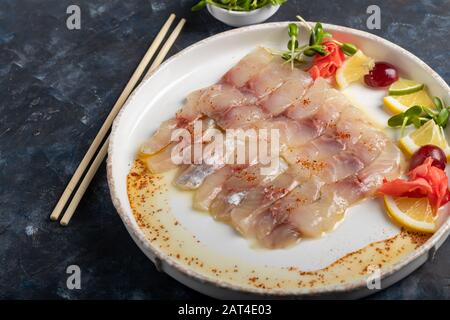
107, 22, 450, 299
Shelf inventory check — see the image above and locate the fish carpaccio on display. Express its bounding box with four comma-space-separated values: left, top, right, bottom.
139, 47, 405, 248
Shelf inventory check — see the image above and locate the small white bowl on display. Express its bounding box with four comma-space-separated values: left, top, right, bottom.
206, 4, 280, 27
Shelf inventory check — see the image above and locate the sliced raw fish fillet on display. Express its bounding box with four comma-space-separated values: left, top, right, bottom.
174, 131, 236, 190
144, 118, 216, 174
260, 74, 312, 116
216, 105, 271, 129
357, 140, 405, 191
193, 166, 232, 211
285, 77, 349, 121
281, 131, 347, 167
287, 141, 404, 238
222, 47, 273, 88
230, 170, 299, 236
176, 84, 254, 122
248, 178, 323, 243
139, 48, 406, 248
142, 143, 178, 173
246, 57, 308, 98
140, 118, 178, 155
210, 160, 288, 221
175, 164, 218, 190
175, 89, 205, 123
259, 224, 301, 248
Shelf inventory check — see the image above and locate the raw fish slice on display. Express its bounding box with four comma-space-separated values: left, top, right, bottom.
286, 146, 371, 184
317, 152, 365, 183
288, 188, 349, 237
222, 47, 273, 88
141, 91, 213, 155
144, 118, 216, 174
284, 118, 387, 184
140, 96, 211, 156
260, 75, 312, 116
175, 89, 205, 123
246, 57, 308, 98
252, 111, 339, 152
230, 170, 299, 235
210, 160, 288, 221
175, 164, 218, 190
142, 143, 178, 173
216, 105, 271, 129
176, 84, 253, 122
193, 166, 232, 211
230, 172, 298, 235
281, 132, 347, 167
140, 118, 178, 155
248, 178, 323, 243
287, 142, 404, 238
174, 130, 237, 189
357, 140, 405, 192
259, 224, 300, 248
224, 159, 288, 192
285, 78, 348, 121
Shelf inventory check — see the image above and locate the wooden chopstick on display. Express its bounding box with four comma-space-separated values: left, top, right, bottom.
147, 18, 186, 75
60, 137, 110, 226
60, 18, 186, 226
50, 14, 176, 221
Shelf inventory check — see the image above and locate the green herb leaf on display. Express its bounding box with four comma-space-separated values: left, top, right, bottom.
412, 116, 422, 128
191, 0, 207, 11
388, 113, 406, 127
436, 108, 449, 127
433, 96, 444, 111
288, 23, 298, 37
287, 39, 299, 50
341, 43, 358, 56
404, 105, 423, 119
422, 106, 437, 118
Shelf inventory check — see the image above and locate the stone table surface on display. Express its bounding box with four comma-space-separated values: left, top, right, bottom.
0, 0, 449, 299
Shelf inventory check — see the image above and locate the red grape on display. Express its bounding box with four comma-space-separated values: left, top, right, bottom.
410, 145, 447, 171
364, 62, 399, 88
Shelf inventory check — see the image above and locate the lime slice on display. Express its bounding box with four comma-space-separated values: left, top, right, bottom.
388, 78, 425, 96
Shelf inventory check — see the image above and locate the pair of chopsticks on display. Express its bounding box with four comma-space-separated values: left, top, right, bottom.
50, 14, 186, 226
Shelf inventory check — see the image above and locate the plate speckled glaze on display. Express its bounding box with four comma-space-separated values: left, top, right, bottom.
107, 22, 450, 299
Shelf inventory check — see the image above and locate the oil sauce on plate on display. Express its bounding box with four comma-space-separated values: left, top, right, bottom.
127, 159, 429, 291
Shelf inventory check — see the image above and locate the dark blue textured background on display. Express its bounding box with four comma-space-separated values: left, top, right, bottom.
0, 0, 449, 299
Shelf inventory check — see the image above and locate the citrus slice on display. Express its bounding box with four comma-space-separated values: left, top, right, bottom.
388, 78, 424, 96
384, 196, 436, 233
383, 89, 434, 114
399, 119, 450, 158
336, 50, 375, 89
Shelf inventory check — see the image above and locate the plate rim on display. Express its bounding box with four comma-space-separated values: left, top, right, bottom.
107, 21, 450, 297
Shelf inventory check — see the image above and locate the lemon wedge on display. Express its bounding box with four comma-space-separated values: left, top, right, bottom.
399, 119, 450, 158
336, 50, 375, 89
384, 89, 435, 114
384, 196, 436, 233
388, 78, 424, 96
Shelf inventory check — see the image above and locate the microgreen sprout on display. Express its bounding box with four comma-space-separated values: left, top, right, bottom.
191, 0, 287, 12
387, 96, 450, 136
277, 16, 359, 69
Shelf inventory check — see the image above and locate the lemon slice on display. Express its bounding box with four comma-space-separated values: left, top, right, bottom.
399, 119, 450, 157
336, 50, 375, 89
384, 196, 436, 233
388, 78, 424, 96
384, 89, 435, 114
